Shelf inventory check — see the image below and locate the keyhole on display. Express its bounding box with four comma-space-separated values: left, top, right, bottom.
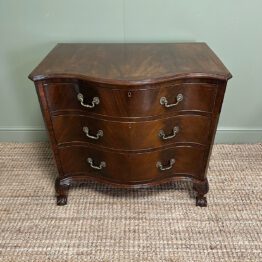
128, 91, 132, 98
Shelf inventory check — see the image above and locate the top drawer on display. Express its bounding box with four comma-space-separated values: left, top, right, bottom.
44, 81, 217, 118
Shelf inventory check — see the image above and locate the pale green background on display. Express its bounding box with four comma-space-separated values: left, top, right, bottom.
0, 0, 261, 142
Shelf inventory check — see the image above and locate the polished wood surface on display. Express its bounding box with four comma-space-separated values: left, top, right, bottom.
52, 114, 211, 149
29, 43, 232, 84
45, 81, 217, 117
29, 43, 232, 207
59, 145, 206, 183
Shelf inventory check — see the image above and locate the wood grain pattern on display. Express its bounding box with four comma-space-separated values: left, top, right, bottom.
44, 81, 217, 117
29, 43, 232, 84
28, 43, 232, 206
52, 114, 211, 150
34, 82, 64, 177
58, 145, 206, 183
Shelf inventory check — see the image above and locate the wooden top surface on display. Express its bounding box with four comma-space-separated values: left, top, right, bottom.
29, 43, 232, 84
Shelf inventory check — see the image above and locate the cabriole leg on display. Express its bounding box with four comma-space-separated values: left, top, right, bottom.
193, 179, 209, 207
55, 178, 69, 206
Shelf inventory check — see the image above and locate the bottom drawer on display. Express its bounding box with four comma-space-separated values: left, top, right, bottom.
58, 146, 206, 183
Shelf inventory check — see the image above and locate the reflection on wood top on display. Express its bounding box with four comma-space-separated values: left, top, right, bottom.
29, 43, 232, 84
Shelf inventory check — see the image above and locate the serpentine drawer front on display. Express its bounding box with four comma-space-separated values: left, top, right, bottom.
29, 43, 232, 207
58, 145, 206, 183
52, 114, 211, 149
44, 82, 217, 117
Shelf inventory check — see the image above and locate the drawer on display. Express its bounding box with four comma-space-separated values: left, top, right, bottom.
45, 82, 217, 117
58, 145, 206, 183
52, 114, 211, 149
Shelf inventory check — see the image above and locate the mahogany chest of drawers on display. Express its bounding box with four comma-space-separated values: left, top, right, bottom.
29, 43, 232, 207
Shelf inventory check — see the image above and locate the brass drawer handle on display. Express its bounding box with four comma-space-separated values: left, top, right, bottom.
83, 127, 103, 140
160, 94, 183, 108
87, 158, 106, 170
77, 93, 100, 108
159, 126, 179, 140
156, 159, 175, 171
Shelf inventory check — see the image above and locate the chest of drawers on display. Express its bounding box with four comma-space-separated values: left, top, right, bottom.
29, 43, 232, 207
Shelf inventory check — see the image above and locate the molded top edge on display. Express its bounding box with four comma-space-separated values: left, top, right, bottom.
28, 43, 232, 84
29, 72, 232, 85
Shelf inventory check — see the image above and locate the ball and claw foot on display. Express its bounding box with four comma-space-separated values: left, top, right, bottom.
193, 179, 209, 207
196, 196, 207, 207
57, 196, 67, 206
55, 178, 69, 206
